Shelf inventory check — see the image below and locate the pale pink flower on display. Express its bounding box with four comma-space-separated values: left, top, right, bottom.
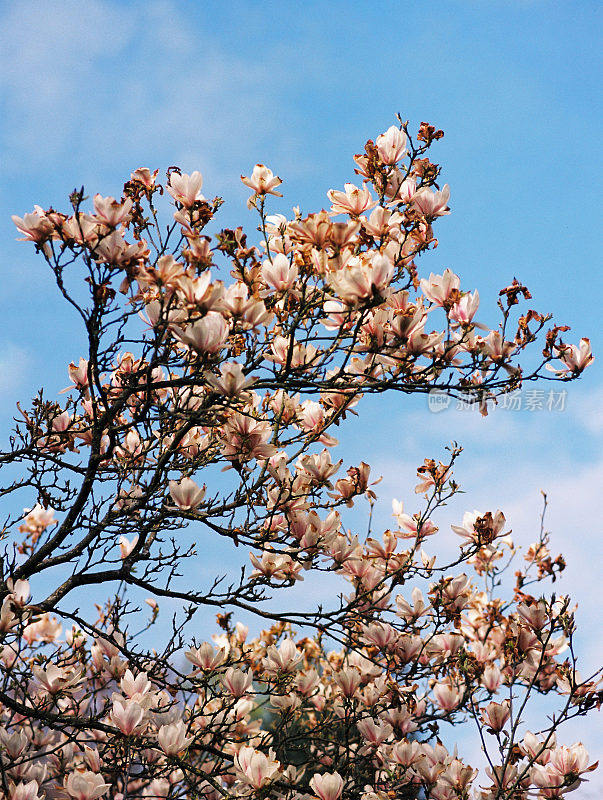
412, 183, 451, 217
204, 362, 254, 396
449, 290, 479, 325
309, 771, 344, 800
22, 613, 62, 644
328, 254, 394, 304
12, 206, 54, 243
64, 771, 111, 800
93, 194, 132, 227
433, 681, 463, 711
10, 781, 43, 800
263, 639, 303, 674
6, 578, 30, 607
328, 182, 377, 216
241, 164, 283, 197
357, 717, 393, 746
0, 729, 28, 760
174, 312, 229, 354
67, 357, 89, 390
119, 535, 138, 559
548, 338, 594, 375
376, 125, 407, 165
233, 746, 281, 788
120, 669, 152, 698
222, 667, 253, 697
130, 167, 157, 189
185, 642, 227, 671
169, 477, 206, 511
451, 509, 506, 544
482, 700, 510, 733
110, 698, 145, 735
419, 269, 460, 306
157, 721, 193, 756
32, 663, 82, 694
261, 253, 298, 292
167, 171, 205, 207
219, 412, 276, 462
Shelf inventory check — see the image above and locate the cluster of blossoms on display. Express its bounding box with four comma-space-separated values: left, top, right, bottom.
2, 120, 598, 798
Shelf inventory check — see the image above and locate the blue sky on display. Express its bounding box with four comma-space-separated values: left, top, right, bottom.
0, 0, 601, 785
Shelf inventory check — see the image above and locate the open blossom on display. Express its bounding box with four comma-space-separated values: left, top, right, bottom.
310, 772, 344, 800
241, 164, 283, 197
130, 167, 157, 189
173, 312, 229, 353
547, 337, 594, 375
328, 182, 377, 216
219, 412, 276, 462
32, 663, 82, 694
110, 698, 145, 735
93, 194, 132, 227
411, 183, 451, 217
451, 509, 506, 544
261, 253, 298, 292
264, 638, 303, 674
185, 642, 227, 671
376, 125, 407, 165
169, 477, 206, 510
433, 681, 463, 711
222, 667, 253, 697
12, 206, 54, 243
10, 781, 43, 800
64, 772, 111, 800
205, 362, 253, 396
329, 254, 394, 304
420, 269, 460, 306
158, 721, 193, 756
449, 290, 479, 324
233, 746, 281, 788
167, 171, 205, 206
482, 700, 511, 733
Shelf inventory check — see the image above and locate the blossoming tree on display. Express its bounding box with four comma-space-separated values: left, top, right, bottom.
2, 119, 599, 800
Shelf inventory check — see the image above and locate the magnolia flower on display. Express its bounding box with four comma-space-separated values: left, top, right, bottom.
433, 681, 463, 712
328, 182, 377, 216
169, 477, 206, 511
157, 721, 193, 756
233, 746, 281, 788
64, 772, 111, 800
451, 509, 506, 545
32, 663, 82, 694
93, 194, 132, 227
449, 290, 479, 324
376, 125, 407, 165
482, 700, 510, 733
12, 206, 54, 243
310, 772, 344, 800
419, 269, 460, 306
263, 638, 303, 674
110, 698, 145, 735
222, 667, 253, 697
547, 338, 594, 375
119, 535, 138, 559
10, 782, 43, 800
204, 362, 254, 396
130, 167, 157, 189
167, 171, 205, 207
185, 642, 227, 671
174, 312, 229, 354
412, 183, 451, 217
261, 253, 298, 292
241, 164, 283, 197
